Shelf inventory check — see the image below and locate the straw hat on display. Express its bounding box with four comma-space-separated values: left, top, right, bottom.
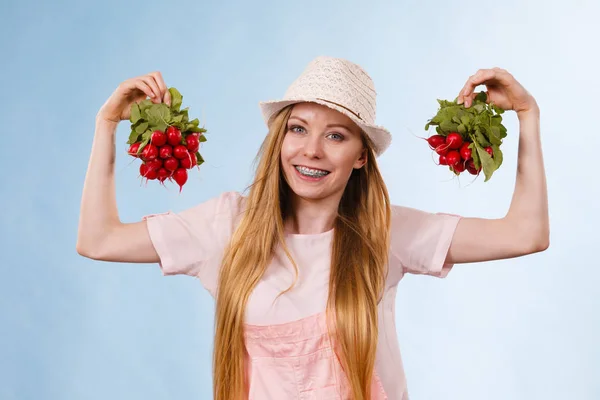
259, 56, 392, 156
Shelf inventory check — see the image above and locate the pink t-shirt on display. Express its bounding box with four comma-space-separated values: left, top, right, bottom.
144, 191, 461, 399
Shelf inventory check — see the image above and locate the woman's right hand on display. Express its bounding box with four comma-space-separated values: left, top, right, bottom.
97, 71, 171, 123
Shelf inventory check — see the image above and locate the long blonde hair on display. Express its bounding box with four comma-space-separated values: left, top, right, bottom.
213, 105, 391, 399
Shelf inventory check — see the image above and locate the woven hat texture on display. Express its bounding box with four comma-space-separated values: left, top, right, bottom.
259, 56, 392, 156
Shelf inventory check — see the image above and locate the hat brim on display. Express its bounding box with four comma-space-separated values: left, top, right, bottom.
259, 98, 392, 157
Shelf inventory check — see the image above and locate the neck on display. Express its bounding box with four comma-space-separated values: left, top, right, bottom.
284, 193, 341, 235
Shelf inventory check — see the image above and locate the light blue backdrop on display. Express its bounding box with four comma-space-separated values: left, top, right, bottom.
1, 0, 598, 399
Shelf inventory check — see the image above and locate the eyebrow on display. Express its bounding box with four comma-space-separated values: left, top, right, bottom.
288, 116, 353, 133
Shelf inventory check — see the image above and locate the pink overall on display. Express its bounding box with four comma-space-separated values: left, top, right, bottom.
144, 191, 461, 399
244, 311, 387, 399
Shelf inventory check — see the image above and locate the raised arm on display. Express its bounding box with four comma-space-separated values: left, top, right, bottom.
446, 68, 549, 264
76, 72, 171, 263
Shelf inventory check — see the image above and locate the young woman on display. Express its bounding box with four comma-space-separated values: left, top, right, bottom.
77, 56, 549, 400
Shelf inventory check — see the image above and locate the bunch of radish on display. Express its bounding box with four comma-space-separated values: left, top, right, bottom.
424, 92, 507, 182
126, 87, 206, 192
425, 132, 492, 175
128, 127, 202, 191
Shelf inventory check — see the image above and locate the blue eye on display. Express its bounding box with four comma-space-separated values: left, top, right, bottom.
328, 133, 344, 141
288, 125, 305, 133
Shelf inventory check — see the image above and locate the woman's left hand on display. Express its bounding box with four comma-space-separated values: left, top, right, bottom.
456, 67, 539, 117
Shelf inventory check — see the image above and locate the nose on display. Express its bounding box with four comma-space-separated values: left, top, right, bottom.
303, 134, 324, 159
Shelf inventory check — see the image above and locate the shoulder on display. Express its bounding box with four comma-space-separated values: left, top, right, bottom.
171, 190, 247, 229
211, 190, 247, 216
389, 203, 461, 246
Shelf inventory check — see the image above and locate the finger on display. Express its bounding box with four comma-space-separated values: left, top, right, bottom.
149, 71, 170, 106
133, 79, 155, 99
463, 90, 489, 108
140, 76, 161, 102
457, 69, 495, 105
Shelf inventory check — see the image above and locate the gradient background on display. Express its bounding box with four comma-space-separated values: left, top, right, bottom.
1, 0, 598, 399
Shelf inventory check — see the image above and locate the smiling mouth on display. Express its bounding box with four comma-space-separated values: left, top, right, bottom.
294, 165, 331, 178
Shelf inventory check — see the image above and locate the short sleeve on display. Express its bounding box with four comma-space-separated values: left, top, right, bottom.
143, 191, 244, 293
389, 205, 461, 279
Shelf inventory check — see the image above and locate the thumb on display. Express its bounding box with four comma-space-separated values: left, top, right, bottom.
461, 90, 489, 108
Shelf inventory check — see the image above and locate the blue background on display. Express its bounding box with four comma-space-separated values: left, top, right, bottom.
1, 0, 598, 398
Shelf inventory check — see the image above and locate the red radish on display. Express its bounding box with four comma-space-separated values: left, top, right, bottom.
446, 132, 463, 150
445, 150, 461, 166
146, 159, 163, 170
166, 126, 182, 146
157, 168, 171, 182
159, 144, 173, 159
453, 161, 466, 173
459, 143, 472, 160
485, 146, 494, 157
173, 168, 188, 192
439, 154, 448, 165
427, 135, 446, 150
151, 130, 167, 147
145, 168, 158, 180
186, 134, 200, 153
435, 144, 449, 156
466, 159, 481, 175
141, 144, 158, 161
190, 152, 197, 168
140, 163, 157, 179
164, 157, 179, 172
140, 163, 148, 177
173, 145, 188, 159
179, 152, 193, 169
128, 142, 141, 157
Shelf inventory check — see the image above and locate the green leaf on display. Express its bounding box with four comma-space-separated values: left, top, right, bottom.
135, 121, 148, 134
169, 87, 183, 111
459, 115, 471, 126
475, 103, 487, 113
130, 104, 141, 124
491, 114, 502, 126
139, 99, 153, 111
145, 104, 171, 132
440, 119, 458, 133
180, 107, 190, 122
470, 141, 481, 170
190, 118, 200, 127
474, 143, 497, 182
196, 152, 204, 165
473, 127, 491, 147
489, 126, 503, 145
475, 91, 487, 103
457, 124, 466, 134
127, 130, 140, 145
492, 144, 503, 169
199, 134, 207, 142
492, 103, 505, 114
137, 130, 152, 153
187, 125, 205, 133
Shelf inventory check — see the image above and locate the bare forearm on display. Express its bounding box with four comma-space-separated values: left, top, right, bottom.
77, 118, 121, 252
505, 106, 549, 249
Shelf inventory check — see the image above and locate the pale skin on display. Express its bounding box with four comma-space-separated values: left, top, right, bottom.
448, 68, 549, 263
77, 68, 548, 265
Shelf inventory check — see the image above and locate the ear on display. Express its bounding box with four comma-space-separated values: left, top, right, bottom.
353, 147, 368, 169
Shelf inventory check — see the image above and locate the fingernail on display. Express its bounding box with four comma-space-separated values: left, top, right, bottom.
457, 97, 463, 104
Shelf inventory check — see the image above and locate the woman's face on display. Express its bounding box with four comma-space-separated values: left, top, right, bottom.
280, 102, 367, 203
